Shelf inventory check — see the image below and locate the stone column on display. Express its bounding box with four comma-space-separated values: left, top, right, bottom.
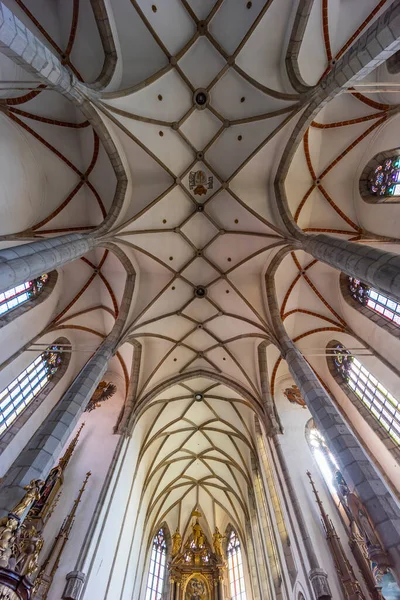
283, 339, 400, 578
0, 340, 113, 515
62, 571, 86, 600
258, 342, 280, 435
272, 435, 331, 600
301, 234, 400, 303
0, 234, 97, 294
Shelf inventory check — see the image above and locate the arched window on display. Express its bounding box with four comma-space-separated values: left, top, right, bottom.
0, 345, 62, 436
0, 274, 49, 316
227, 529, 247, 600
348, 277, 400, 326
368, 155, 400, 197
146, 528, 167, 600
333, 343, 400, 445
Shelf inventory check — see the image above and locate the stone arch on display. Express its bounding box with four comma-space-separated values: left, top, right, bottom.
132, 369, 264, 426
326, 339, 400, 463
339, 272, 399, 338
0, 270, 58, 329
359, 147, 400, 204
145, 522, 171, 600
0, 336, 71, 456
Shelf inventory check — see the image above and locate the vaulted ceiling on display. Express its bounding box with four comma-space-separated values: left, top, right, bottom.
1, 0, 399, 535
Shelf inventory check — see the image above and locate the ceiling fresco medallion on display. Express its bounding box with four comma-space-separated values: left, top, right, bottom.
184, 163, 219, 201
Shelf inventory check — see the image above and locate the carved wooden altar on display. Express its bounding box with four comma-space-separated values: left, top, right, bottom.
169, 521, 226, 600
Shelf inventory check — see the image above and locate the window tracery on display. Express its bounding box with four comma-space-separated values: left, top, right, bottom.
333, 344, 400, 445
348, 277, 400, 326
0, 345, 62, 436
227, 529, 247, 600
146, 528, 167, 600
0, 274, 49, 316
368, 156, 400, 196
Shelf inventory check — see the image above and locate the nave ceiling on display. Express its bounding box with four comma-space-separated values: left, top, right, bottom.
0, 0, 399, 535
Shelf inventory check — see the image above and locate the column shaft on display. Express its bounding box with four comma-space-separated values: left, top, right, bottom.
0, 341, 113, 514
284, 341, 400, 576
0, 234, 96, 294
303, 234, 400, 302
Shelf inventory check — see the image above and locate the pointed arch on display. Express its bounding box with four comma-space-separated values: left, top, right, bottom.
225, 525, 248, 600
0, 336, 71, 456
340, 272, 400, 338
145, 523, 170, 600
326, 340, 400, 463
0, 271, 58, 329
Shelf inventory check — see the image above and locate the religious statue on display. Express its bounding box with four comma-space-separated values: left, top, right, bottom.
10, 479, 43, 518
172, 528, 182, 556
283, 384, 306, 408
85, 381, 117, 413
0, 517, 18, 568
212, 528, 224, 558
192, 519, 203, 548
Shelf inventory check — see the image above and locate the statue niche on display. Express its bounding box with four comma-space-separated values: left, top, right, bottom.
169, 512, 226, 600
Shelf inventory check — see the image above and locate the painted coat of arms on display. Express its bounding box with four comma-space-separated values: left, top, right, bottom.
189, 170, 213, 196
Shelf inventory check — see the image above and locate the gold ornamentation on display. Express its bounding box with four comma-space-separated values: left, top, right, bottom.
172, 528, 182, 557
283, 384, 306, 408
85, 381, 117, 413
212, 528, 224, 558
10, 480, 43, 518
192, 519, 203, 548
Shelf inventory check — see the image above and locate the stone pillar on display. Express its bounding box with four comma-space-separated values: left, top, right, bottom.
258, 342, 280, 435
0, 341, 113, 515
283, 340, 400, 578
245, 520, 262, 600
302, 234, 400, 303
62, 571, 86, 600
0, 234, 97, 294
272, 435, 332, 600
248, 489, 273, 600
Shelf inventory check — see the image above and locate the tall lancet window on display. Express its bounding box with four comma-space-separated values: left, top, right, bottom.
146, 528, 167, 600
0, 345, 62, 435
333, 344, 400, 445
368, 155, 400, 196
0, 274, 49, 316
348, 277, 400, 326
227, 529, 247, 600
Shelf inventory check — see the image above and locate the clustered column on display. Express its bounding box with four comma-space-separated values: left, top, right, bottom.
0, 340, 113, 515
282, 339, 400, 577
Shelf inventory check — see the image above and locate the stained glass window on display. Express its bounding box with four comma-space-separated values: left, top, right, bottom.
0, 345, 62, 436
0, 274, 49, 316
227, 529, 247, 600
333, 344, 400, 445
348, 277, 400, 327
368, 156, 400, 196
146, 528, 167, 600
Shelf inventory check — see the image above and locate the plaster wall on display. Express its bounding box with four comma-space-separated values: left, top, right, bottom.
43, 369, 125, 600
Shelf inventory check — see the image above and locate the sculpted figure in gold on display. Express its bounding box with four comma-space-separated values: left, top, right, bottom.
172, 528, 182, 556
212, 528, 224, 558
11, 479, 43, 518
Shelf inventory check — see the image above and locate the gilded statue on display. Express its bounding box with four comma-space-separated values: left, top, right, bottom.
11, 479, 43, 518
213, 528, 224, 558
192, 519, 203, 547
0, 517, 18, 568
172, 528, 182, 556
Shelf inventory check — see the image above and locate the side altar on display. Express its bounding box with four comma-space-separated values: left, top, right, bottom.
168, 514, 227, 600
